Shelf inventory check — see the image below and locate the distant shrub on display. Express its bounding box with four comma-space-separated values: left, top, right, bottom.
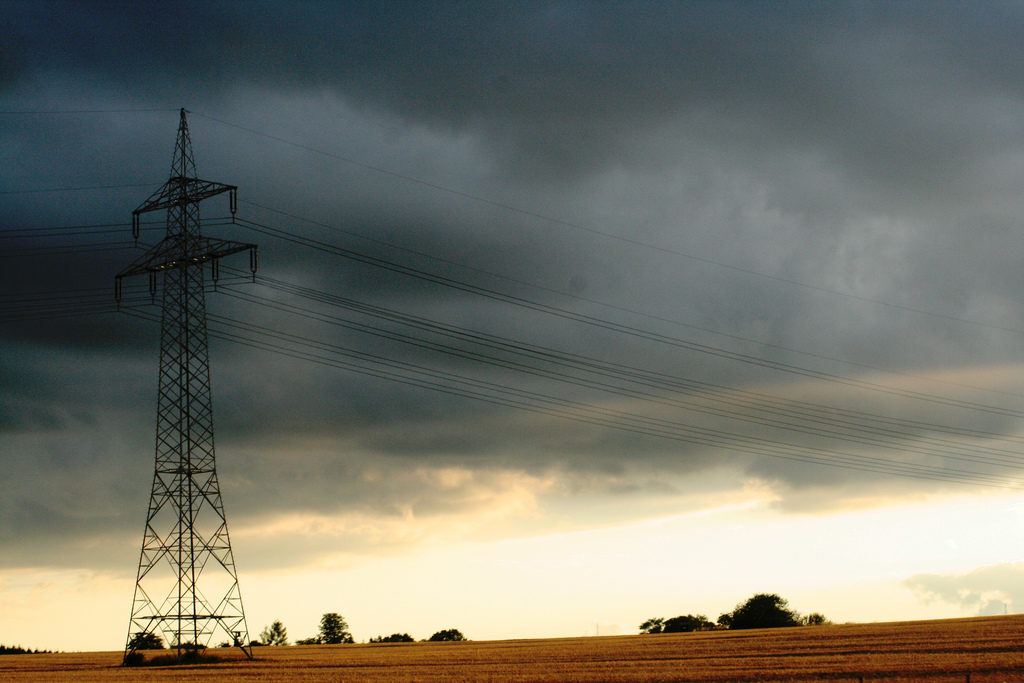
727, 594, 801, 630
127, 632, 164, 651
122, 651, 145, 667
123, 649, 223, 667
662, 614, 713, 633
639, 618, 664, 634
369, 633, 414, 643
428, 628, 466, 642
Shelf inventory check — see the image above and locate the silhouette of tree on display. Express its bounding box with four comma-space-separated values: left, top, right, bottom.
319, 613, 354, 644
662, 614, 713, 633
717, 613, 733, 628
127, 632, 164, 650
803, 612, 830, 625
369, 633, 414, 643
727, 593, 801, 629
259, 620, 289, 646
639, 617, 664, 634
428, 628, 466, 642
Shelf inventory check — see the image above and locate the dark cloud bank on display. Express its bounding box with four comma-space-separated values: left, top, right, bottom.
4, 1, 1024, 571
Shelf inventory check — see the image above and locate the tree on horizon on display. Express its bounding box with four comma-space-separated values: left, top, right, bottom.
428, 628, 466, 642
319, 613, 354, 644
369, 633, 414, 643
259, 620, 289, 646
727, 593, 801, 630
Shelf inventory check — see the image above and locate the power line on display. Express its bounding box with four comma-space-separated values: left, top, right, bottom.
0, 183, 159, 195
0, 279, 250, 322
5, 212, 1022, 424
241, 199, 1024, 401
233, 216, 1024, 420
213, 279, 1024, 472
7, 211, 1022, 423
119, 306, 1019, 490
9, 209, 1024, 406
0, 242, 138, 257
12, 266, 1012, 488
242, 274, 1024, 441
0, 108, 178, 114
0, 217, 234, 236
10, 265, 1024, 470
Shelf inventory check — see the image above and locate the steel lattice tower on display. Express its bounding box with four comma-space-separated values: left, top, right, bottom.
116, 109, 257, 662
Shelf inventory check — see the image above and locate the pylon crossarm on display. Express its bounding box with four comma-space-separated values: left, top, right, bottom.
133, 178, 237, 216
116, 240, 184, 282
116, 238, 255, 281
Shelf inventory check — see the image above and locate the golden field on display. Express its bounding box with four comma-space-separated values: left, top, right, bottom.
3, 616, 1024, 682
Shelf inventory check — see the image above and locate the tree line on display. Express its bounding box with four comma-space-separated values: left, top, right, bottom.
0, 644, 54, 655
129, 613, 467, 650
126, 594, 823, 652
640, 593, 829, 633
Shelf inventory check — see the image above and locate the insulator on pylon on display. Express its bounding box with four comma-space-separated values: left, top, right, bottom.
229, 189, 237, 216
250, 247, 258, 278
132, 212, 140, 242
148, 271, 157, 300
115, 276, 123, 304
211, 257, 220, 284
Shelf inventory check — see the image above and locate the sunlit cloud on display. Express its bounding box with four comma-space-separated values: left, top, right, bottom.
906, 563, 1024, 616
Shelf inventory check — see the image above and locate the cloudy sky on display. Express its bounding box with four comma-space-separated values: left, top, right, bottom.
6, 0, 1024, 651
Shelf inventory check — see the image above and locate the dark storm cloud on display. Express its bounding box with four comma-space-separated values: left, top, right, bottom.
12, 1, 1023, 185
5, 1, 1024, 570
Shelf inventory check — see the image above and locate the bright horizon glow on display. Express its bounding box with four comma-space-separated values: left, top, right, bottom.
3, 487, 1022, 652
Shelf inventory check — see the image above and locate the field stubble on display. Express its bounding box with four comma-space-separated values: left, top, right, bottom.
2, 616, 1024, 682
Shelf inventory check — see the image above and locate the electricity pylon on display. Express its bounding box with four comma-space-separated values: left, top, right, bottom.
117, 108, 256, 663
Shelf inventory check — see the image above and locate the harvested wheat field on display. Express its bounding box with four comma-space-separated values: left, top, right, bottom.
3, 616, 1024, 682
